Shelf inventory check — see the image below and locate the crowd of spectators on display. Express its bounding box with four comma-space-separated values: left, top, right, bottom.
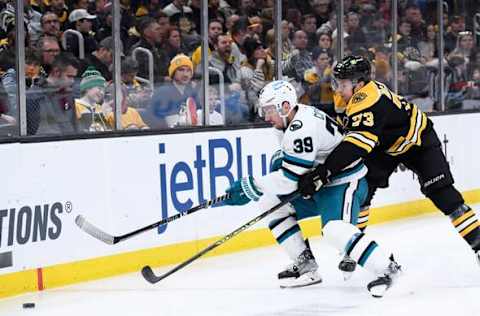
0, 0, 480, 137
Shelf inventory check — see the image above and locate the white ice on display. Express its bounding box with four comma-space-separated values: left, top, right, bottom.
1, 207, 480, 316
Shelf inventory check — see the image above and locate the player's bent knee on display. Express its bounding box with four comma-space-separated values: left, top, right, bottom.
323, 220, 361, 250
426, 185, 464, 215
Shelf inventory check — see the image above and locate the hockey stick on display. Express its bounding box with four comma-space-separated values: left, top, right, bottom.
141, 190, 301, 284
75, 194, 231, 245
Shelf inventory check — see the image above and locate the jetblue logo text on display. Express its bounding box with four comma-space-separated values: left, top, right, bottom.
158, 137, 269, 233
0, 202, 66, 248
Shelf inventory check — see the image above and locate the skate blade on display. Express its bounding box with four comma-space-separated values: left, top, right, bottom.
342, 271, 353, 281
368, 284, 387, 298
279, 272, 322, 289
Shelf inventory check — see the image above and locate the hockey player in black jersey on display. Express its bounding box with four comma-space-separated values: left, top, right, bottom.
298, 55, 480, 269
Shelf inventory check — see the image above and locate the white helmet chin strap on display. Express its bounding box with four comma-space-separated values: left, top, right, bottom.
279, 103, 294, 128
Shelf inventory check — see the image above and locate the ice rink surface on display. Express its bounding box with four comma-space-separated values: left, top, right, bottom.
1, 206, 480, 316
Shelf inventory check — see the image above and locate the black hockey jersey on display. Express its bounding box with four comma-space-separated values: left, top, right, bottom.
324, 80, 431, 176
336, 80, 430, 156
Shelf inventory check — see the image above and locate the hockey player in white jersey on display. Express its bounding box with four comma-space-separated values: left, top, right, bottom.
224, 80, 401, 297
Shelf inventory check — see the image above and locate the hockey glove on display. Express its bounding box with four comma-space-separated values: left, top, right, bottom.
225, 176, 263, 206
298, 164, 330, 197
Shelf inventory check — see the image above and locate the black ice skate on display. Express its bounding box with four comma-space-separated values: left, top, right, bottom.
367, 255, 401, 298
338, 255, 357, 280
476, 250, 480, 266
278, 248, 322, 288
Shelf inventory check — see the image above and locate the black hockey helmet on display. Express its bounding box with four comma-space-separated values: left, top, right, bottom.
333, 55, 371, 83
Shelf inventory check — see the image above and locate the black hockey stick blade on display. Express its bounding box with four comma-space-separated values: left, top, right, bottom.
75, 193, 230, 245
141, 190, 300, 284
141, 266, 159, 284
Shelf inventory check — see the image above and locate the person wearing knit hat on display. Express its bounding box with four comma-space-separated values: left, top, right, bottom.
149, 54, 199, 128
80, 66, 107, 94
75, 67, 109, 132
168, 54, 193, 80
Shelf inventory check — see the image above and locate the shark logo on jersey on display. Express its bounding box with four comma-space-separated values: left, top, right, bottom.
352, 92, 368, 104
289, 120, 303, 131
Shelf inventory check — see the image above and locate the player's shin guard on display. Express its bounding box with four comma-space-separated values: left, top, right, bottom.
339, 206, 371, 280
449, 204, 480, 261
323, 220, 401, 297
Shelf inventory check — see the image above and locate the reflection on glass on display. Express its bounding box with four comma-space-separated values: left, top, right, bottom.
0, 11, 17, 138
444, 8, 480, 111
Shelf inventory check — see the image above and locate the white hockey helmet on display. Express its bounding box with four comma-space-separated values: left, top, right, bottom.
258, 80, 297, 118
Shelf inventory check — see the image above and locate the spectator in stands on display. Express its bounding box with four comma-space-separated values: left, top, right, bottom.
225, 14, 240, 34
452, 31, 475, 64
445, 53, 470, 110
149, 54, 199, 128
230, 18, 248, 63
26, 52, 79, 135
129, 17, 170, 84
104, 82, 149, 130
404, 4, 426, 43
418, 24, 438, 63
81, 36, 120, 81
303, 47, 334, 114
210, 33, 242, 84
301, 14, 318, 52
66, 9, 98, 58
318, 11, 336, 35
397, 19, 417, 52
40, 12, 61, 41
162, 0, 192, 18
310, 0, 331, 28
191, 19, 223, 71
282, 30, 314, 85
345, 11, 367, 51
173, 12, 199, 53
238, 0, 260, 17
467, 49, 480, 80
0, 0, 42, 43
317, 32, 332, 50
263, 20, 293, 62
247, 15, 263, 41
1, 50, 41, 122
444, 15, 466, 54
44, 0, 69, 28
36, 36, 61, 76
121, 56, 152, 109
164, 26, 183, 60
196, 86, 224, 126
240, 37, 274, 114
154, 10, 171, 42
0, 51, 16, 123
74, 66, 110, 132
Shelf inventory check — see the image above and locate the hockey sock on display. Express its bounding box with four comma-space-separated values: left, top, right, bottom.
356, 206, 370, 232
449, 204, 480, 251
269, 215, 307, 260
323, 220, 392, 276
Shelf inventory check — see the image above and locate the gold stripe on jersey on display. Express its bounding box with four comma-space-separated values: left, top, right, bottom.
344, 131, 377, 153
387, 106, 428, 156
345, 81, 382, 116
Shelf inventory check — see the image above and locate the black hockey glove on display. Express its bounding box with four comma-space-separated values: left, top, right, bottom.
298, 164, 330, 198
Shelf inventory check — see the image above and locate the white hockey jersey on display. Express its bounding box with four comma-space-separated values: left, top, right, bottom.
256, 104, 367, 197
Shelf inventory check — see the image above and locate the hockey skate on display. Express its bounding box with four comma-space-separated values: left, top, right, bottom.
476, 250, 480, 266
367, 255, 401, 298
278, 248, 322, 288
338, 255, 357, 280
